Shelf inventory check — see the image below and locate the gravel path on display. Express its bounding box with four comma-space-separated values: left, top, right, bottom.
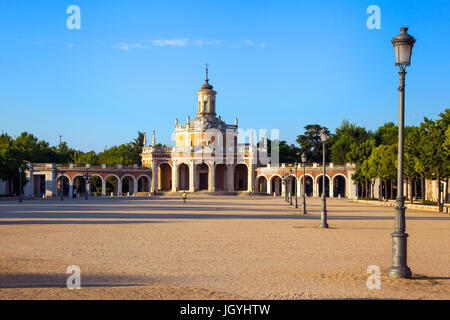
0, 195, 448, 299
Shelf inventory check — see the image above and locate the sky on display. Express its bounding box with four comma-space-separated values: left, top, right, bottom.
0, 0, 449, 152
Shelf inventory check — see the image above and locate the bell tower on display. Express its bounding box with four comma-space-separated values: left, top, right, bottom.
196, 65, 217, 116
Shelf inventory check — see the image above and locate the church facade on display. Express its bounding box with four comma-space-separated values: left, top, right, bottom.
140, 70, 357, 198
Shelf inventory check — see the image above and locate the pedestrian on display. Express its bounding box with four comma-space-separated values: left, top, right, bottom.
248, 190, 252, 198
153, 189, 158, 199
182, 191, 187, 203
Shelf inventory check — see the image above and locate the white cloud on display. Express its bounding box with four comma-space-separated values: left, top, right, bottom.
111, 39, 270, 50
151, 38, 189, 47
113, 42, 148, 51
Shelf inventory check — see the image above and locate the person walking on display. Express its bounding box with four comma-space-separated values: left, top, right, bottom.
182, 191, 187, 203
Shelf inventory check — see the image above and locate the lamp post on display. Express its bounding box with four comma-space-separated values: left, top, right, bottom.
284, 174, 289, 202
294, 159, 299, 209
320, 128, 329, 228
387, 27, 415, 279
289, 169, 293, 205
84, 172, 91, 200
301, 152, 307, 215
18, 167, 22, 203
59, 169, 64, 201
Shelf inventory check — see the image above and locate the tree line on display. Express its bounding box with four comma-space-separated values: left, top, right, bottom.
268, 108, 449, 204
0, 132, 144, 195
2, 108, 449, 202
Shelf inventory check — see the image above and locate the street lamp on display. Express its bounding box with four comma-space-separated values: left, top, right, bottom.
301, 152, 307, 215
84, 172, 91, 200
294, 153, 300, 209
388, 27, 415, 279
320, 128, 329, 228
289, 169, 293, 205
59, 169, 64, 201
18, 167, 22, 203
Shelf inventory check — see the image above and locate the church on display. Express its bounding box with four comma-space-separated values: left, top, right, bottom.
140, 68, 355, 197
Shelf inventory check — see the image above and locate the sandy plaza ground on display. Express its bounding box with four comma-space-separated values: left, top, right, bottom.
0, 195, 448, 300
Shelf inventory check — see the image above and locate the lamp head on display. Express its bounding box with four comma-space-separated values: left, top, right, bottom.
301, 152, 307, 163
320, 128, 328, 142
391, 27, 416, 68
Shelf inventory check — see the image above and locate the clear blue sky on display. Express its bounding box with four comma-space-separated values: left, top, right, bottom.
1, 0, 449, 152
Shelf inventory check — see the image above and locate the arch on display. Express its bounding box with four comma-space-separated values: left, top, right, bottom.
105, 174, 120, 196
71, 174, 85, 184
90, 175, 104, 196
332, 174, 347, 198
316, 174, 331, 197
299, 174, 314, 197
176, 163, 190, 191
72, 175, 86, 197
121, 174, 136, 195
234, 162, 249, 169
158, 162, 172, 191
196, 162, 210, 191
137, 174, 151, 193
57, 174, 70, 197
255, 175, 268, 193
269, 174, 282, 196
214, 164, 227, 191
288, 174, 297, 196
234, 163, 248, 191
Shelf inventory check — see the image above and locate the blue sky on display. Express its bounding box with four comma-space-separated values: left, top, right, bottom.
1, 0, 449, 152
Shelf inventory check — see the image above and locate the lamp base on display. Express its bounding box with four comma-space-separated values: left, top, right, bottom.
387, 265, 412, 279
388, 231, 412, 279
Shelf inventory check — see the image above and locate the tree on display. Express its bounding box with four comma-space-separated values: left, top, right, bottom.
374, 122, 398, 146
347, 138, 376, 198
418, 111, 449, 207
368, 144, 397, 199
0, 133, 27, 195
330, 120, 371, 164
404, 126, 421, 203
296, 124, 332, 163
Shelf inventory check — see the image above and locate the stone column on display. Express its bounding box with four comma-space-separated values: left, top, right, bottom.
45, 171, 55, 197
194, 162, 200, 192
171, 162, 177, 192
226, 164, 234, 192
24, 168, 33, 198
373, 178, 380, 199
247, 164, 254, 192
133, 177, 138, 195
151, 163, 158, 193
208, 163, 215, 192
118, 179, 122, 196
348, 172, 357, 199
86, 182, 91, 196
69, 181, 73, 198
189, 163, 195, 192
313, 178, 318, 197
102, 178, 106, 196
329, 176, 334, 198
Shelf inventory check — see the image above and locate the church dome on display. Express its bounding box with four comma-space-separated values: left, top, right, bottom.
201, 80, 213, 90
